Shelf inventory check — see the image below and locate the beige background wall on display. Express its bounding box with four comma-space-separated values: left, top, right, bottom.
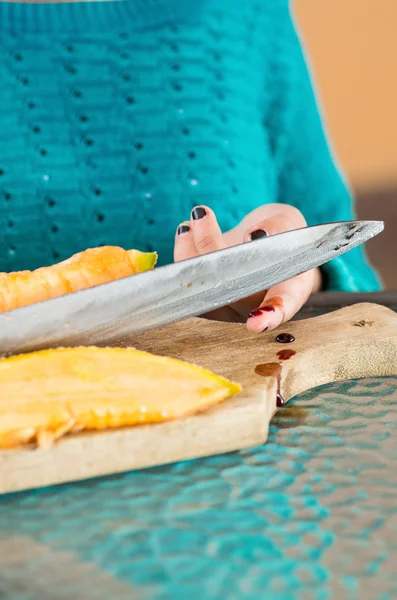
295, 0, 397, 287
295, 0, 397, 190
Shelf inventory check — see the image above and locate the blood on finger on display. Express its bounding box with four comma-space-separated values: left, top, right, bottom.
247, 296, 285, 320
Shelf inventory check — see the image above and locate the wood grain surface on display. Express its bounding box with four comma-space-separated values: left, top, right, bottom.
1, 302, 397, 495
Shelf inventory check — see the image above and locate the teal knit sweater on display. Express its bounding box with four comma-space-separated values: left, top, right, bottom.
0, 0, 380, 291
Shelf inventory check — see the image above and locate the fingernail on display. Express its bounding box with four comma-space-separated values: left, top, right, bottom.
192, 206, 206, 220
177, 224, 190, 235
249, 229, 268, 241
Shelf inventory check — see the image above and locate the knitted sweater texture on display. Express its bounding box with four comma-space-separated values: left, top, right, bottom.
0, 0, 380, 290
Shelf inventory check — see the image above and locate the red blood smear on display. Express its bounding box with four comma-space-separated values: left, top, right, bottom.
248, 296, 285, 320
254, 362, 285, 407
277, 349, 296, 361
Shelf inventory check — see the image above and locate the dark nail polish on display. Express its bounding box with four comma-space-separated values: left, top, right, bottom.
177, 224, 190, 235
249, 229, 268, 241
192, 207, 206, 220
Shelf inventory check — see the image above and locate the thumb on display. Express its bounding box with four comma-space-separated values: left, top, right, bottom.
242, 206, 317, 332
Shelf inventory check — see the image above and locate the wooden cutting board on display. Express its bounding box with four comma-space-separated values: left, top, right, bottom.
1, 302, 397, 495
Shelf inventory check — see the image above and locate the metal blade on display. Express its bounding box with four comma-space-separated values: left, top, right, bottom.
0, 220, 383, 354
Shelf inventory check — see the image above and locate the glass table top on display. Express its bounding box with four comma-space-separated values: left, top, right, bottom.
1, 376, 397, 600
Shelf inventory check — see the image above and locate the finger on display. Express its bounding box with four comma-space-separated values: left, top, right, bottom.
174, 221, 239, 321
225, 207, 307, 319
236, 206, 308, 321
224, 203, 307, 246
243, 207, 307, 243
190, 206, 226, 254
188, 206, 237, 322
246, 270, 315, 333
174, 222, 197, 262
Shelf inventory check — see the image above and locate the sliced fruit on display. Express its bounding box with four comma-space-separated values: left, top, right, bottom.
0, 346, 241, 449
0, 246, 157, 313
127, 249, 157, 273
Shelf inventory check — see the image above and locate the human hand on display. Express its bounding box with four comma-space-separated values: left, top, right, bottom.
174, 203, 321, 333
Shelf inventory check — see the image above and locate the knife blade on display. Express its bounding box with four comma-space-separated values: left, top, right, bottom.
0, 220, 383, 354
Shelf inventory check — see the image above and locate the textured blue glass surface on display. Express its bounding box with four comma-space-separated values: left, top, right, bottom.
1, 377, 397, 600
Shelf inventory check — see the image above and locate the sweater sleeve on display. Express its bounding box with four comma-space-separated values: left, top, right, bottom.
268, 3, 381, 292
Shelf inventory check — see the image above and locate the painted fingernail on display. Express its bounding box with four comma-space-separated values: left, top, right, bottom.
249, 229, 268, 241
177, 224, 190, 235
192, 206, 206, 220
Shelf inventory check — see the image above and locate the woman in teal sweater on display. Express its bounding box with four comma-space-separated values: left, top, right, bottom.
0, 0, 380, 332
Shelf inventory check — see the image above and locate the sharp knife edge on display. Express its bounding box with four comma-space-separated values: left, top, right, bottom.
0, 220, 384, 353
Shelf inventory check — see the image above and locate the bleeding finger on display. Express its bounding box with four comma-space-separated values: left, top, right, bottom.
247, 271, 314, 333
190, 206, 226, 254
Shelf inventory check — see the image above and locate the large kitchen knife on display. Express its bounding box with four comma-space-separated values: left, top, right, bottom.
0, 220, 383, 354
